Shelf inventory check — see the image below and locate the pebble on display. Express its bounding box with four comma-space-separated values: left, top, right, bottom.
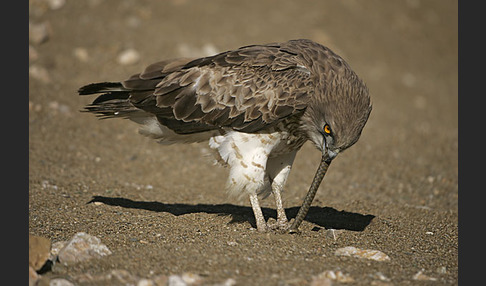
29, 65, 51, 83
29, 101, 42, 112
29, 235, 51, 271
151, 275, 169, 285
48, 101, 71, 114
168, 275, 187, 286
335, 246, 391, 262
46, 0, 66, 10
71, 270, 235, 286
167, 272, 203, 286
372, 272, 390, 281
73, 47, 89, 62
325, 228, 343, 240
50, 240, 67, 261
49, 278, 75, 286
75, 269, 139, 285
29, 266, 39, 286
412, 270, 437, 281
57, 232, 112, 265
312, 270, 354, 284
29, 45, 38, 63
118, 48, 140, 65
310, 276, 331, 286
29, 21, 51, 45
217, 278, 237, 286
137, 278, 156, 286
177, 43, 218, 58
436, 266, 447, 274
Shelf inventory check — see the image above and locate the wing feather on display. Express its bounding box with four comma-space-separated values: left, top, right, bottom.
119, 41, 315, 134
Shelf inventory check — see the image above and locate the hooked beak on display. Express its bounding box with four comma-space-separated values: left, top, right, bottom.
322, 138, 339, 162
326, 148, 339, 162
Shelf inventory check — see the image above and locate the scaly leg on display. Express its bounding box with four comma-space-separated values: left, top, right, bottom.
272, 184, 289, 228
266, 151, 297, 230
249, 193, 268, 232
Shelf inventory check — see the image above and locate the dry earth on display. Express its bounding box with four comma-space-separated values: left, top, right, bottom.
29, 0, 458, 285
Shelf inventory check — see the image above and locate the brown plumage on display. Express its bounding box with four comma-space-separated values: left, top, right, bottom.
79, 39, 372, 232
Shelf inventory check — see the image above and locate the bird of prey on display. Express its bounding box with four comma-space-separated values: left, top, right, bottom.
79, 39, 372, 232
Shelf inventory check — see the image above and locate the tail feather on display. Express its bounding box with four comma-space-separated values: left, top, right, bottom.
78, 82, 127, 95
79, 82, 137, 119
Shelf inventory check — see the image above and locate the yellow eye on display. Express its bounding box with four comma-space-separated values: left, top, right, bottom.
324, 124, 331, 135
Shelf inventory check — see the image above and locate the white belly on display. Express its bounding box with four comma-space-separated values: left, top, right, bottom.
209, 129, 305, 198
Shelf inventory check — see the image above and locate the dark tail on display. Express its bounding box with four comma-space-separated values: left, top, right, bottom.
78, 82, 126, 95
78, 82, 138, 119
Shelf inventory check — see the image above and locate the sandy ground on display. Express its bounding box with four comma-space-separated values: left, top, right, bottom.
29, 0, 458, 285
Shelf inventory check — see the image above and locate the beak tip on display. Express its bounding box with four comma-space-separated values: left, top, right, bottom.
326, 149, 339, 161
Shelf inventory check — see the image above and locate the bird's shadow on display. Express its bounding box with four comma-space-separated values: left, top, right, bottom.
88, 196, 374, 232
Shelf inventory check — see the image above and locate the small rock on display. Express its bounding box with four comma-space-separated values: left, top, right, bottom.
214, 278, 236, 286
126, 16, 142, 28
73, 47, 89, 62
413, 270, 437, 281
29, 101, 42, 112
151, 275, 169, 286
168, 275, 186, 286
29, 266, 39, 286
74, 269, 139, 284
335, 246, 390, 262
370, 281, 393, 286
372, 272, 390, 281
137, 278, 156, 286
29, 65, 51, 83
46, 0, 66, 10
50, 278, 75, 286
57, 232, 112, 265
109, 269, 140, 284
313, 270, 354, 283
181, 272, 202, 284
29, 235, 51, 271
48, 101, 71, 114
177, 43, 217, 58
118, 48, 140, 65
325, 228, 343, 240
29, 21, 51, 45
167, 272, 203, 286
29, 45, 38, 63
50, 240, 67, 261
436, 266, 447, 274
310, 276, 332, 286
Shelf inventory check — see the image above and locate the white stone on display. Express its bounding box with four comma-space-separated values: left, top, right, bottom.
73, 47, 89, 62
335, 246, 390, 261
29, 21, 51, 45
57, 232, 112, 265
118, 49, 140, 65
50, 278, 75, 286
46, 0, 66, 10
413, 270, 437, 281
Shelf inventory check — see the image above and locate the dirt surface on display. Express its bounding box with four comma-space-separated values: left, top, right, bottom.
29, 0, 458, 285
